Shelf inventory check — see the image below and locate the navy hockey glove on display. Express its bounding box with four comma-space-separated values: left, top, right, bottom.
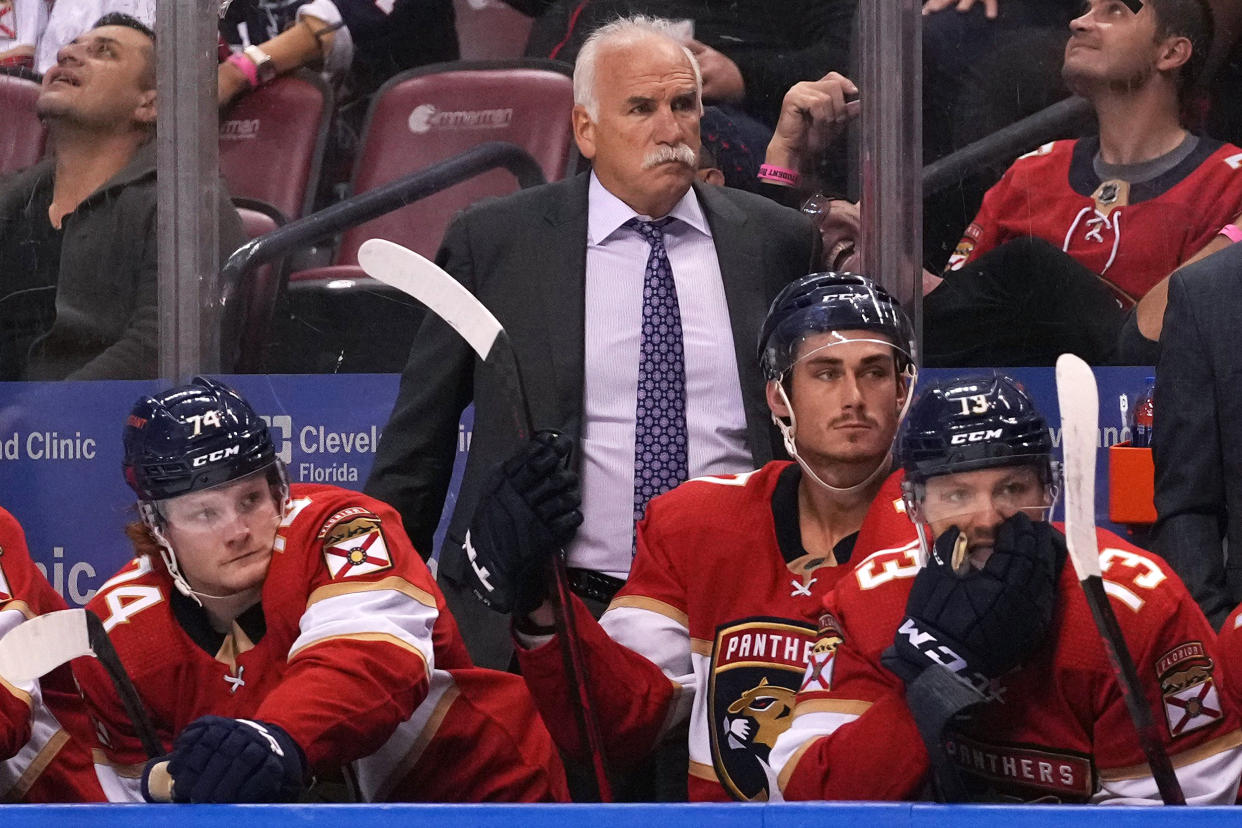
882, 511, 1064, 690
465, 431, 582, 615
162, 715, 306, 803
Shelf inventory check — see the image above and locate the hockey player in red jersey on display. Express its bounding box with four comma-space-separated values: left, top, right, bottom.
76, 377, 566, 803
773, 374, 1242, 803
463, 272, 917, 801
0, 508, 103, 801
924, 0, 1242, 365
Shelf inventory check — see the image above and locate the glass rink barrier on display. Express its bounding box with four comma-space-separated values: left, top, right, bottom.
0, 368, 1151, 610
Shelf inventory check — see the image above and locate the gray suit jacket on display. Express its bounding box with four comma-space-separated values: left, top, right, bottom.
1153, 241, 1242, 629
365, 172, 818, 665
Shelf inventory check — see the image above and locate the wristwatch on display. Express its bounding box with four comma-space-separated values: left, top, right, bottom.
242, 45, 277, 85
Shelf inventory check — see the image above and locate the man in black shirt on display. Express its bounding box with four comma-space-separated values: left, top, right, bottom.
0, 13, 243, 380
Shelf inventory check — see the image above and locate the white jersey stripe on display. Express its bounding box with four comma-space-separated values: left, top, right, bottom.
288, 589, 437, 673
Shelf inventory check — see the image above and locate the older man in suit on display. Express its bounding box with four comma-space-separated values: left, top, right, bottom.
1153, 239, 1242, 629
365, 15, 819, 669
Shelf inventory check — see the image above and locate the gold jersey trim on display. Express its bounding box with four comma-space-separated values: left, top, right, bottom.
1098, 729, 1242, 781
0, 674, 31, 709
607, 595, 689, 629
91, 748, 146, 778
776, 737, 818, 792
688, 759, 718, 782
288, 632, 429, 667
0, 601, 35, 621
791, 698, 872, 717
5, 727, 68, 801
306, 576, 437, 610
371, 683, 460, 802
691, 638, 712, 657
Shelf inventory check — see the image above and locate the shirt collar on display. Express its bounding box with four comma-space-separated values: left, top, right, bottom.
586, 170, 712, 245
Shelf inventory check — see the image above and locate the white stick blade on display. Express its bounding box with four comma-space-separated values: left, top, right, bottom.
0, 609, 92, 683
357, 238, 503, 361
1056, 353, 1102, 580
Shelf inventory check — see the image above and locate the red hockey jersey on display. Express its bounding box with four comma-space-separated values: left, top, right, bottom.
0, 507, 103, 802
518, 462, 901, 801
1218, 604, 1242, 713
946, 137, 1242, 302
774, 483, 1242, 803
76, 484, 566, 802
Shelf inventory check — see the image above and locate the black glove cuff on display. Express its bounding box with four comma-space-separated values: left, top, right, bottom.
904, 664, 987, 747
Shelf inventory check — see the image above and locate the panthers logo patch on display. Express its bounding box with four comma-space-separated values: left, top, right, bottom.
708, 617, 816, 801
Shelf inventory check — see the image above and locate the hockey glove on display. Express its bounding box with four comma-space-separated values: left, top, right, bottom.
882, 511, 1064, 690
465, 431, 582, 615
162, 715, 306, 803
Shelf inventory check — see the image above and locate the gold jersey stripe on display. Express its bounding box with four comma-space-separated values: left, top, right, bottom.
91, 748, 146, 778
688, 760, 718, 782
691, 638, 712, 657
1098, 728, 1242, 781
5, 727, 68, 801
0, 673, 31, 709
791, 698, 872, 717
371, 684, 460, 802
306, 576, 437, 610
606, 596, 689, 629
776, 737, 818, 792
288, 632, 430, 667
0, 601, 35, 621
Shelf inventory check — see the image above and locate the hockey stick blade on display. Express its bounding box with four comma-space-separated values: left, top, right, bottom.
0, 608, 164, 762
0, 608, 92, 683
358, 239, 503, 364
356, 237, 611, 801
1055, 353, 1101, 581
1055, 353, 1185, 805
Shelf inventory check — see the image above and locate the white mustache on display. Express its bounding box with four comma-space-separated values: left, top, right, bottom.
642, 144, 697, 170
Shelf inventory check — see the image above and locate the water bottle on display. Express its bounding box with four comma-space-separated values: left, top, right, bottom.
1132, 377, 1155, 448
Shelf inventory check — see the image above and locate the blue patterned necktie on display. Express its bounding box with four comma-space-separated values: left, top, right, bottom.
628, 217, 689, 533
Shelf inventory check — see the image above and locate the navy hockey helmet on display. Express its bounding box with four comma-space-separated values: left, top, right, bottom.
899, 373, 1055, 487
758, 272, 916, 381
122, 376, 276, 502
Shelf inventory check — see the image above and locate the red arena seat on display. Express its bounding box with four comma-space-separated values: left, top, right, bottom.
219, 70, 332, 222
0, 71, 47, 175
333, 58, 575, 264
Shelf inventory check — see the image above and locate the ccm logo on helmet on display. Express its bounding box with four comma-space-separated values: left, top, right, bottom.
950, 428, 1003, 445
191, 445, 241, 467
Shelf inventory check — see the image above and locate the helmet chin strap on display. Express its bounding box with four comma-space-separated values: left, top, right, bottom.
139, 501, 213, 605
771, 362, 918, 497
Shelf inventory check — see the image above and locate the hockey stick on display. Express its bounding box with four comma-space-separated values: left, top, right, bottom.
0, 608, 164, 760
358, 238, 613, 802
1055, 353, 1185, 805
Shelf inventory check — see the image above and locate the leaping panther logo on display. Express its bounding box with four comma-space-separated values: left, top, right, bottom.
723, 677, 796, 752
709, 618, 816, 801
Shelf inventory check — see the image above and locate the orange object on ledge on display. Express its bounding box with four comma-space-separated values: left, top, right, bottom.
1109, 441, 1156, 525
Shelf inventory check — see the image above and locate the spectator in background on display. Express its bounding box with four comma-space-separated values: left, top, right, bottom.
0, 0, 49, 70
508, 0, 855, 181
217, 0, 458, 107
920, 0, 1242, 367
365, 16, 819, 679
34, 0, 153, 75
920, 0, 1082, 267
0, 14, 244, 380
512, 0, 854, 129
1152, 239, 1242, 629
